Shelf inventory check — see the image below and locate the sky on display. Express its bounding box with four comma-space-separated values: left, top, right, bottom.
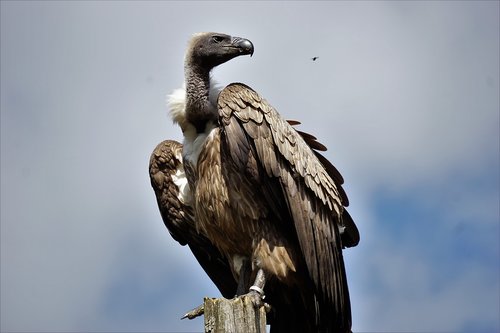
1, 1, 499, 332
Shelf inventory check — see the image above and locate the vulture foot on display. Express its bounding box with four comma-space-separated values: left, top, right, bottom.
246, 289, 268, 309
181, 303, 204, 320
246, 268, 269, 310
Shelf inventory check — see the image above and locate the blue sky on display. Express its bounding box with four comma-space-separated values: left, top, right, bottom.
1, 1, 499, 332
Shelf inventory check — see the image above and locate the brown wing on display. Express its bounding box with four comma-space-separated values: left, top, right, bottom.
289, 123, 359, 247
149, 140, 237, 298
218, 83, 357, 330
149, 140, 192, 245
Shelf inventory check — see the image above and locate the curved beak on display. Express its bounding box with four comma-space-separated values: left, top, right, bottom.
231, 37, 254, 57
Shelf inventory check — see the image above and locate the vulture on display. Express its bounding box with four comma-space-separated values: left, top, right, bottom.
149, 32, 359, 333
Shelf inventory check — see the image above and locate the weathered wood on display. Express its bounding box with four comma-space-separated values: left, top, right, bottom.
204, 296, 267, 333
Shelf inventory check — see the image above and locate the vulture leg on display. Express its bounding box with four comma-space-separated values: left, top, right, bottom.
235, 258, 252, 296
247, 268, 267, 308
182, 267, 268, 319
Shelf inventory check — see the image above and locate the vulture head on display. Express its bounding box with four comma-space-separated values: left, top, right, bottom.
185, 32, 254, 70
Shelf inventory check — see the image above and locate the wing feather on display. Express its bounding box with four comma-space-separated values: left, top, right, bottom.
149, 140, 237, 298
149, 140, 192, 245
295, 130, 327, 151
218, 83, 354, 328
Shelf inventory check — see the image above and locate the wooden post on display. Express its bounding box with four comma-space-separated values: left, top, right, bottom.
203, 296, 267, 333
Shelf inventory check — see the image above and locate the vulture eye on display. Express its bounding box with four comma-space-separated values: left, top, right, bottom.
212, 36, 224, 43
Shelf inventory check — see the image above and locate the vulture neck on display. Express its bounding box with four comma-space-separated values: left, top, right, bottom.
184, 62, 217, 133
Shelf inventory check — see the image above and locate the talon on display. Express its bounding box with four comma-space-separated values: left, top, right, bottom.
181, 303, 204, 320
249, 285, 265, 308
248, 290, 266, 308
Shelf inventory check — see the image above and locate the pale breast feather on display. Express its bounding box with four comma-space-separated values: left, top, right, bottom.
167, 79, 222, 169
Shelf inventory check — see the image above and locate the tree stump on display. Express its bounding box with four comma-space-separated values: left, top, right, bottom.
204, 296, 267, 333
